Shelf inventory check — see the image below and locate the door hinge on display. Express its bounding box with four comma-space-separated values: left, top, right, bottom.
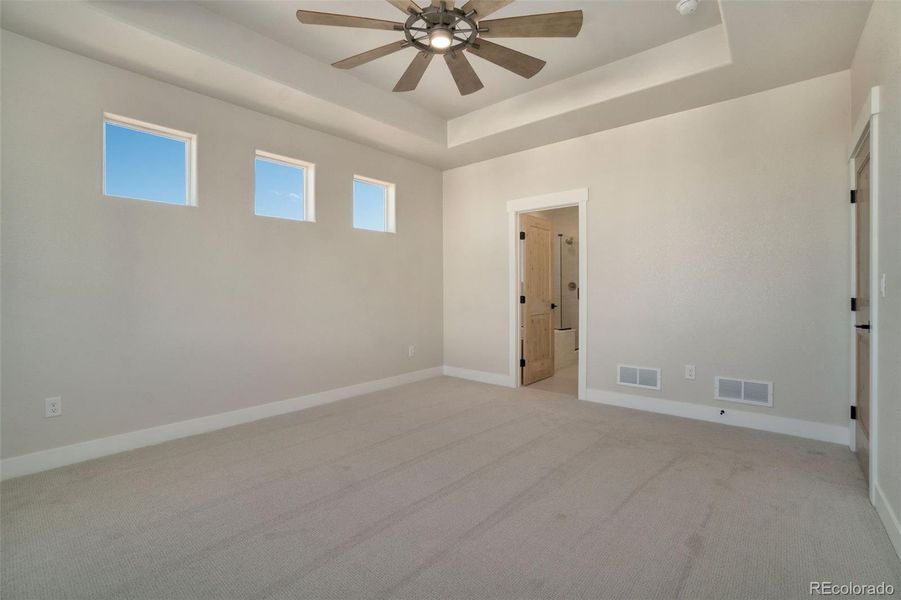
850, 405, 857, 420
520, 358, 526, 368
519, 231, 526, 240
851, 297, 857, 311
520, 295, 525, 304
850, 190, 857, 204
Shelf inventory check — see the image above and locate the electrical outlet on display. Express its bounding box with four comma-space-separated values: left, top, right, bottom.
45, 397, 62, 418
408, 345, 415, 357
684, 365, 696, 380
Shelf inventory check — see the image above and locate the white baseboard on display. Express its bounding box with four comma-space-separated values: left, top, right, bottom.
0, 367, 444, 481
442, 366, 514, 388
875, 483, 901, 562
584, 388, 850, 445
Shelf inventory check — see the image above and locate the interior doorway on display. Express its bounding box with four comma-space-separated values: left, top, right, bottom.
847, 86, 881, 503
507, 188, 588, 399
853, 132, 872, 483
518, 205, 580, 396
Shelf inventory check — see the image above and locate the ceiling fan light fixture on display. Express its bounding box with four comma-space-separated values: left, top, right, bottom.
428, 26, 453, 50
297, 1, 584, 96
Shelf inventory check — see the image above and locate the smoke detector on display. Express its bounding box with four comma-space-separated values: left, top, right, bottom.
676, 0, 699, 15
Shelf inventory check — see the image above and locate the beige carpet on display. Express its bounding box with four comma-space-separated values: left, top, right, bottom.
527, 364, 579, 396
2, 376, 899, 599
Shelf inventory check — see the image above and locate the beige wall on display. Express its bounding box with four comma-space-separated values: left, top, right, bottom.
0, 33, 444, 459
850, 0, 901, 556
444, 71, 851, 428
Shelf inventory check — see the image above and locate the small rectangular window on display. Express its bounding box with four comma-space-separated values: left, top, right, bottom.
254, 150, 315, 222
103, 113, 196, 205
353, 175, 395, 233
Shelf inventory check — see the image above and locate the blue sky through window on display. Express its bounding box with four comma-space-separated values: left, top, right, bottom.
255, 158, 305, 221
353, 179, 387, 232
104, 121, 188, 205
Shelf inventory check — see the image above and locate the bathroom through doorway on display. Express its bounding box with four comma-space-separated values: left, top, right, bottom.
518, 205, 579, 396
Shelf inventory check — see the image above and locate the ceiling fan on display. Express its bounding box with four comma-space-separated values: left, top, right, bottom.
296, 1, 583, 96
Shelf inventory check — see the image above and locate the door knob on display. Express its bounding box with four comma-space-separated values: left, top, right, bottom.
855, 323, 871, 330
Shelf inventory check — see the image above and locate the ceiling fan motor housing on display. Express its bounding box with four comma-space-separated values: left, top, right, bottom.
402, 4, 480, 54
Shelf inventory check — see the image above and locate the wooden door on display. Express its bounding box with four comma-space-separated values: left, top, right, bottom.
521, 213, 554, 385
854, 134, 871, 482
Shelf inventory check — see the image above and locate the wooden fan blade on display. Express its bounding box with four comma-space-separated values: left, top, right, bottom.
394, 52, 434, 91
333, 41, 408, 69
444, 51, 483, 95
386, 0, 421, 15
467, 39, 545, 78
480, 10, 583, 38
431, 0, 456, 9
460, 0, 513, 20
296, 10, 401, 31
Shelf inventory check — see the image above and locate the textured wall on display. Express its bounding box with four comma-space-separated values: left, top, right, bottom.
444, 71, 851, 427
1, 34, 444, 458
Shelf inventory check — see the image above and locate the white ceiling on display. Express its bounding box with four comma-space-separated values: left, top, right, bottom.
203, 0, 723, 119
0, 1, 873, 169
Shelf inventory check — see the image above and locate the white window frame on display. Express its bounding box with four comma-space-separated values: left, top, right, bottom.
353, 174, 396, 233
254, 150, 316, 222
102, 112, 197, 206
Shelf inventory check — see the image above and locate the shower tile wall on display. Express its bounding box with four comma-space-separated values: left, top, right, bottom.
541, 207, 579, 349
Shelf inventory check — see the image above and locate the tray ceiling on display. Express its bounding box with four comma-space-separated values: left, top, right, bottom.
204, 0, 723, 119
0, 1, 873, 168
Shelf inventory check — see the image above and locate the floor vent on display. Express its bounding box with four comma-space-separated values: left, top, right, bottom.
617, 365, 661, 390
715, 377, 773, 407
